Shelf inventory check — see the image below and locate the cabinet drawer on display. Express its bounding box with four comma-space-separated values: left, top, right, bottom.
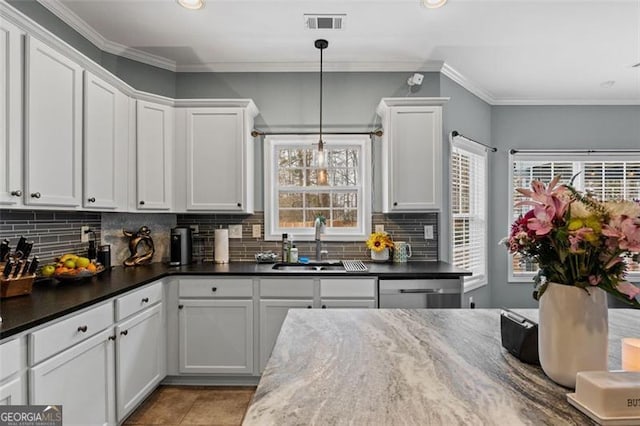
320, 278, 376, 298
115, 281, 163, 321
0, 338, 22, 381
259, 279, 314, 298
178, 278, 253, 298
29, 302, 113, 365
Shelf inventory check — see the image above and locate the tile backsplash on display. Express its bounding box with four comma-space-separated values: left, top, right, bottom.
0, 209, 439, 265
0, 210, 101, 264
177, 212, 439, 263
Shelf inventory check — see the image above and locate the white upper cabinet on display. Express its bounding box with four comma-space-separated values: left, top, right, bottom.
377, 98, 448, 212
0, 19, 24, 206
24, 36, 83, 208
175, 101, 257, 213
136, 100, 173, 210
83, 72, 129, 210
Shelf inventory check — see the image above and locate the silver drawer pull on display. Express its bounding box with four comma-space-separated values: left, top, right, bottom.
399, 289, 443, 294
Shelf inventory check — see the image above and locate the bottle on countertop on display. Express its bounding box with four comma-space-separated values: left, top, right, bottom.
289, 245, 298, 263
281, 233, 289, 263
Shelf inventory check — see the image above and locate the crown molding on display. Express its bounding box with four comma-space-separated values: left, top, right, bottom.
176, 60, 445, 73
492, 98, 640, 106
36, 0, 177, 71
440, 63, 496, 105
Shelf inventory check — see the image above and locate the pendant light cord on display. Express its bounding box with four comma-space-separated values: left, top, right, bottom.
319, 44, 323, 146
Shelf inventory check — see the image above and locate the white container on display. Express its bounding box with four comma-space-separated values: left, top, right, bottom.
289, 247, 298, 263
538, 282, 608, 389
568, 371, 640, 422
214, 229, 229, 264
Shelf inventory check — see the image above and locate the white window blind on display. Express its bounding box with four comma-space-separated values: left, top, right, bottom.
451, 139, 488, 290
509, 153, 640, 281
264, 135, 371, 241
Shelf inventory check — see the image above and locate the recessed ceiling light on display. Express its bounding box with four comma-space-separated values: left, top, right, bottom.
422, 0, 448, 9
177, 0, 204, 10
600, 80, 615, 88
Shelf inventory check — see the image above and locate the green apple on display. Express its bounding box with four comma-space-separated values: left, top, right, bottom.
41, 265, 55, 277
64, 260, 76, 269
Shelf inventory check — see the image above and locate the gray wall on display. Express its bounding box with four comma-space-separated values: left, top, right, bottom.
8, 0, 176, 97
490, 106, 640, 308
440, 75, 493, 308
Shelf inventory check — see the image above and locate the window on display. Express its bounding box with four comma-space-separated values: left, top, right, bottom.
264, 135, 371, 241
451, 138, 488, 290
509, 153, 640, 281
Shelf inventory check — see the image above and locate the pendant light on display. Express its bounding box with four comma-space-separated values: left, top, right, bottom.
315, 39, 329, 186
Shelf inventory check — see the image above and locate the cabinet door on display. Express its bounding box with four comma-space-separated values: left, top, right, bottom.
136, 100, 173, 210
388, 106, 442, 211
185, 108, 245, 211
320, 299, 376, 309
0, 20, 23, 206
29, 329, 116, 426
0, 376, 25, 405
84, 72, 128, 210
116, 303, 164, 422
24, 36, 82, 207
179, 299, 253, 374
259, 299, 313, 372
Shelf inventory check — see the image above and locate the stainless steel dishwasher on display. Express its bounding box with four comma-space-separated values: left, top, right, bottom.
378, 279, 463, 308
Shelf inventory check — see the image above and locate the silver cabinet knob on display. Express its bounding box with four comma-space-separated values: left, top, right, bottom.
11, 190, 22, 197
31, 192, 41, 199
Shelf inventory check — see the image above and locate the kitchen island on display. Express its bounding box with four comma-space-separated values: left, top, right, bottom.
243, 309, 639, 425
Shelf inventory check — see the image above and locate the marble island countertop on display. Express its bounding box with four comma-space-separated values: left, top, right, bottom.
243, 309, 640, 426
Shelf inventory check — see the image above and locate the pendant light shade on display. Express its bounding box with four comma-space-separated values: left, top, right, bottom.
315, 39, 329, 185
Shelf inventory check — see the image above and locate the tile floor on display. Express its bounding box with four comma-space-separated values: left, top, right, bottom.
124, 385, 256, 426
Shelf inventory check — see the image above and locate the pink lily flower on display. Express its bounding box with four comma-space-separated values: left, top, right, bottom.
527, 205, 555, 236
516, 175, 564, 203
616, 281, 640, 300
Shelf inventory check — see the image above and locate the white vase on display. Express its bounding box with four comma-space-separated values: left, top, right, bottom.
370, 248, 389, 262
538, 282, 608, 389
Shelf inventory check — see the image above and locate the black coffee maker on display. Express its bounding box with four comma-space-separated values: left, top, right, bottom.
170, 227, 193, 266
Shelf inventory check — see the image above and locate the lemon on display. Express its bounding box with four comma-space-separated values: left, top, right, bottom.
64, 260, 76, 269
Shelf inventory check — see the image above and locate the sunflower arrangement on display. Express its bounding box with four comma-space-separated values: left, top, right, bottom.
366, 232, 394, 252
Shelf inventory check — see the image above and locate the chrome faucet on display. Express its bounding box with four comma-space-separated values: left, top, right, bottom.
314, 216, 325, 262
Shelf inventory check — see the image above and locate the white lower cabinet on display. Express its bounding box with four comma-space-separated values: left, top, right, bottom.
178, 299, 253, 374
0, 376, 25, 405
29, 329, 116, 426
259, 299, 313, 372
116, 303, 164, 422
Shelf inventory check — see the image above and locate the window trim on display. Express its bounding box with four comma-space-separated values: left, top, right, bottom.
508, 151, 640, 283
450, 138, 488, 291
263, 135, 371, 242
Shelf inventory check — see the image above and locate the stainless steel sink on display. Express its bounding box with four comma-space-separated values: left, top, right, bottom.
271, 263, 346, 272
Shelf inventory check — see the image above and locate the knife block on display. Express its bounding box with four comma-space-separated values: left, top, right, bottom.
0, 263, 35, 298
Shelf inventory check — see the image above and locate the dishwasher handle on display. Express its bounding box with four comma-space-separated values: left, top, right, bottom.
399, 288, 443, 294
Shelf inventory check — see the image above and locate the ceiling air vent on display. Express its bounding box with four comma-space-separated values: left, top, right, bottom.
304, 14, 345, 30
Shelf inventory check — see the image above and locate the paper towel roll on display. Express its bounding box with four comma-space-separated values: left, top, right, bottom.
214, 229, 229, 264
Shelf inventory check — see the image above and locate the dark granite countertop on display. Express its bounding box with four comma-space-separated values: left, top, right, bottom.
244, 309, 639, 425
0, 261, 470, 339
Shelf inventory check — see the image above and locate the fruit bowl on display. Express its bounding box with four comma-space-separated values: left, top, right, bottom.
53, 264, 105, 282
